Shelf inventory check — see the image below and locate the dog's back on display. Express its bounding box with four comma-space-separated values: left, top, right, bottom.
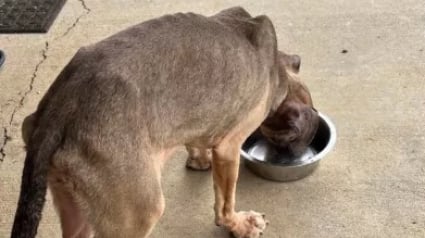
39, 10, 278, 148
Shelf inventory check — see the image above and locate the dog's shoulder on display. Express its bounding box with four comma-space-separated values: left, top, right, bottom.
211, 7, 277, 65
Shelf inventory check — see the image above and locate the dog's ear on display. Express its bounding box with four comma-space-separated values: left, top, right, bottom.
278, 52, 301, 73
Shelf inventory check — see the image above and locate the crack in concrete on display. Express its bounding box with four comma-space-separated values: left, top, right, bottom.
1, 41, 49, 162
78, 0, 91, 12
59, 0, 91, 38
0, 0, 92, 161
9, 42, 49, 125
0, 127, 12, 161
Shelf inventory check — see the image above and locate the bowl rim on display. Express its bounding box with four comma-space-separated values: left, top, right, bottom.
240, 112, 337, 168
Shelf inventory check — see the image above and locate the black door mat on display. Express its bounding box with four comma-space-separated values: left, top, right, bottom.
0, 0, 67, 33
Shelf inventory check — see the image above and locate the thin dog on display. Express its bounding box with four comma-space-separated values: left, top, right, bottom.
12, 7, 318, 238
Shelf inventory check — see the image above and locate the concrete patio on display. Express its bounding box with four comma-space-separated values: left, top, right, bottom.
0, 0, 424, 237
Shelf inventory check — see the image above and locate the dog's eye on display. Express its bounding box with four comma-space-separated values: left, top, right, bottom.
291, 109, 300, 118
288, 134, 297, 142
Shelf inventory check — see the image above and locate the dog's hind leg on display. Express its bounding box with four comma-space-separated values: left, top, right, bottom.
50, 183, 93, 238
49, 144, 168, 238
85, 151, 165, 238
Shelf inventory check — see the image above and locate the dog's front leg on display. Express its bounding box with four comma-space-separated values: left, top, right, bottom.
212, 140, 268, 238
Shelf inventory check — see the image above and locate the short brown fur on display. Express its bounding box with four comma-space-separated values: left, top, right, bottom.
12, 7, 318, 238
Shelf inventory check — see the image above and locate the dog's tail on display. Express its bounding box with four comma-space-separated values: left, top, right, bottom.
11, 125, 62, 238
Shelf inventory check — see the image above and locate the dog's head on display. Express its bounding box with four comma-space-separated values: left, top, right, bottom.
260, 51, 319, 156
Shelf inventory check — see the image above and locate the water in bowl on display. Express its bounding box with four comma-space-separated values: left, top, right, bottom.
247, 139, 317, 165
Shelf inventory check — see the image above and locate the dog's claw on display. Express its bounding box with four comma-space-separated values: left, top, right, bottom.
262, 214, 266, 218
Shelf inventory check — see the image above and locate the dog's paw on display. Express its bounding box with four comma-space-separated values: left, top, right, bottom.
185, 147, 212, 170
186, 156, 211, 171
228, 211, 268, 238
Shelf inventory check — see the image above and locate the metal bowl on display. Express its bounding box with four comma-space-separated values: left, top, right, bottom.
240, 112, 336, 182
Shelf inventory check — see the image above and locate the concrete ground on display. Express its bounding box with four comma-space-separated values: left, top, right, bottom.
1, 0, 424, 237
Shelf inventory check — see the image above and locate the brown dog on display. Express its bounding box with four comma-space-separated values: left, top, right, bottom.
12, 7, 318, 238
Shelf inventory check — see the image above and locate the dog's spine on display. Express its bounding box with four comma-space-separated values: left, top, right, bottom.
11, 129, 62, 238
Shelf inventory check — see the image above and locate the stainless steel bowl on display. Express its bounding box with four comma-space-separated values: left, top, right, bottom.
240, 112, 336, 182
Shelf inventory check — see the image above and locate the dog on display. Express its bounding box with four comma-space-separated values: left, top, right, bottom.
12, 7, 318, 238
